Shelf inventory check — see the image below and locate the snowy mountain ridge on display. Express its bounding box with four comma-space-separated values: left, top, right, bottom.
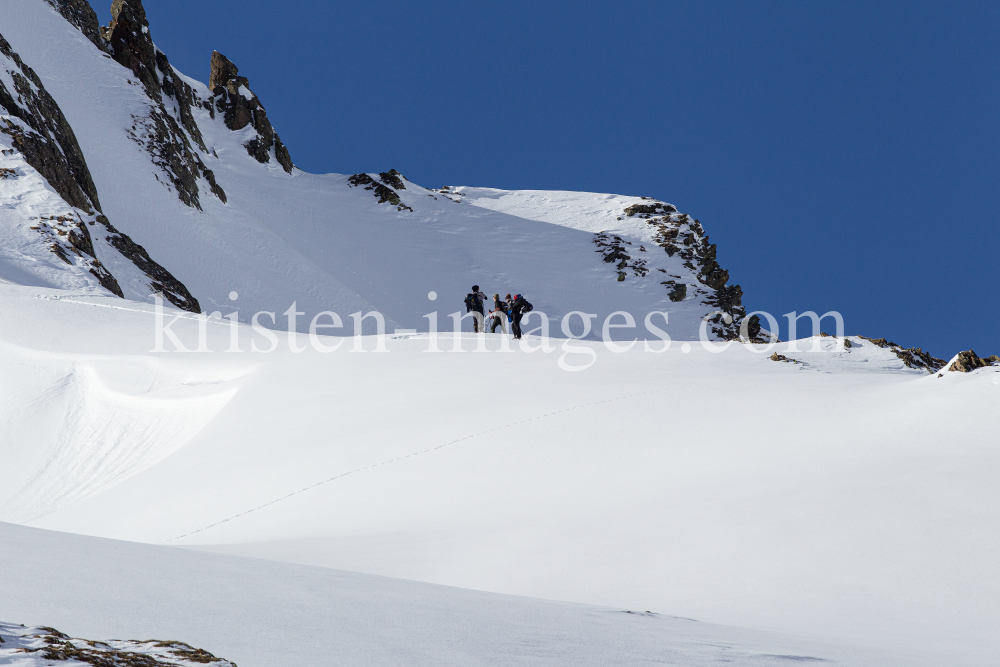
1, 0, 761, 342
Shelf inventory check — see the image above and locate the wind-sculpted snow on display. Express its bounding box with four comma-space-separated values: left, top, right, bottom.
0, 284, 997, 667
0, 347, 239, 523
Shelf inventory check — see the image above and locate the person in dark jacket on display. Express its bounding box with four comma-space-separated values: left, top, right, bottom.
508, 293, 529, 339
464, 284, 488, 332
488, 293, 508, 333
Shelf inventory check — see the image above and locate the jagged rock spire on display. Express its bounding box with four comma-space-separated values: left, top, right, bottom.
102, 0, 160, 101
209, 51, 293, 173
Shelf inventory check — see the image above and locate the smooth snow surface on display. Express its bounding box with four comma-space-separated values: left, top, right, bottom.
0, 284, 997, 667
0, 522, 936, 667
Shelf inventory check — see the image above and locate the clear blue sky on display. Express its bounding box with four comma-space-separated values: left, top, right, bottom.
89, 0, 998, 357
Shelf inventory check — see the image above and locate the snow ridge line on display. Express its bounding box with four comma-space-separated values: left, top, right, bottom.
165, 384, 691, 543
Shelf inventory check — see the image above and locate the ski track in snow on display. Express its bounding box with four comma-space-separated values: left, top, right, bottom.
168, 383, 692, 542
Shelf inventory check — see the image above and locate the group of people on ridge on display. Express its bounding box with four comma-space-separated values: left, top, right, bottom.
464, 285, 533, 339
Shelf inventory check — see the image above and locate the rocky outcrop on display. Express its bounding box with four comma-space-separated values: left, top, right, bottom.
858, 336, 945, 372
379, 169, 406, 190
618, 199, 750, 340
93, 0, 225, 209
0, 622, 236, 667
347, 171, 413, 211
125, 101, 226, 208
98, 214, 200, 312
102, 0, 160, 100
947, 350, 1000, 373
0, 35, 101, 213
209, 51, 293, 173
44, 0, 106, 51
592, 232, 648, 282
1, 32, 199, 311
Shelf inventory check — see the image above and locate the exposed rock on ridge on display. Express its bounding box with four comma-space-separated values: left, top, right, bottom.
947, 349, 999, 373
96, 0, 225, 209
102, 0, 159, 99
0, 35, 101, 213
347, 170, 413, 211
857, 335, 945, 372
612, 198, 751, 340
209, 50, 293, 173
1, 33, 200, 311
44, 0, 107, 51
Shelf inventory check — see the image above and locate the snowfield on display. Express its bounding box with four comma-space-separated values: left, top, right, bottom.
0, 283, 997, 667
1, 2, 998, 666
0, 522, 922, 667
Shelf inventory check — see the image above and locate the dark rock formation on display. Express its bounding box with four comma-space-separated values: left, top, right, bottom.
624, 200, 677, 217
347, 172, 413, 211
947, 350, 999, 373
45, 0, 107, 51
126, 100, 226, 208
592, 232, 648, 280
0, 35, 101, 212
1, 32, 200, 311
858, 336, 945, 372
209, 51, 293, 173
102, 0, 160, 101
97, 215, 200, 312
632, 202, 748, 339
155, 50, 206, 151
666, 283, 687, 302
379, 169, 406, 190
2, 623, 236, 667
92, 0, 225, 208
29, 213, 123, 297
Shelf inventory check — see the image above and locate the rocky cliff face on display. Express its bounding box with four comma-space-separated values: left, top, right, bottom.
48, 0, 296, 210
0, 31, 199, 311
615, 200, 751, 340
95, 0, 226, 209
208, 50, 294, 173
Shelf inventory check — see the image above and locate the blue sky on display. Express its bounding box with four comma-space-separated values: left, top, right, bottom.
90, 0, 998, 357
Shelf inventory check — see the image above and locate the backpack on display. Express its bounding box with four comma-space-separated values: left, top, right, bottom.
514, 294, 533, 313
464, 293, 482, 312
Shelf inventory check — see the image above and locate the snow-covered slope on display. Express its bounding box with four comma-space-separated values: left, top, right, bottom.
0, 522, 950, 667
0, 0, 751, 340
0, 30, 198, 309
0, 283, 997, 666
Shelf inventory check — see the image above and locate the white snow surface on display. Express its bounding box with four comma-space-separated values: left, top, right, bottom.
0, 522, 920, 667
2, 1, 732, 339
0, 283, 997, 667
